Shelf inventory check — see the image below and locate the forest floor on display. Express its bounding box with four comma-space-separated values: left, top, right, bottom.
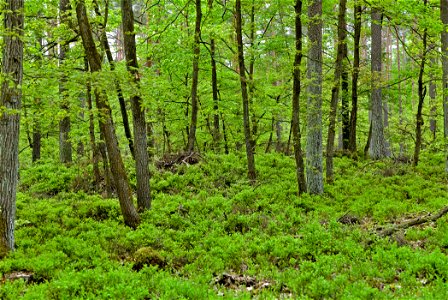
0, 151, 447, 299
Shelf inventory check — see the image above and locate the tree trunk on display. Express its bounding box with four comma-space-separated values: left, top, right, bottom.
429, 55, 437, 141
100, 27, 135, 159
235, 0, 256, 182
326, 0, 347, 184
292, 0, 306, 194
187, 0, 202, 153
32, 98, 42, 162
369, 7, 388, 159
210, 38, 220, 151
59, 0, 73, 164
306, 0, 324, 194
0, 0, 23, 257
76, 0, 140, 228
413, 2, 428, 167
348, 2, 361, 154
121, 0, 152, 212
85, 59, 101, 191
441, 0, 448, 172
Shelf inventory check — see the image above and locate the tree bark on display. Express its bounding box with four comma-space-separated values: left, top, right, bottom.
326, 0, 347, 184
306, 0, 324, 194
187, 0, 202, 153
369, 7, 388, 159
121, 0, 152, 212
76, 0, 140, 228
235, 0, 256, 182
413, 13, 427, 167
441, 0, 448, 172
58, 0, 73, 164
292, 0, 306, 194
208, 0, 220, 152
429, 54, 437, 141
348, 2, 361, 154
85, 60, 101, 191
0, 0, 23, 257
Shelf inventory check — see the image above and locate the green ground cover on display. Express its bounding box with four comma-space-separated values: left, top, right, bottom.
1, 152, 447, 299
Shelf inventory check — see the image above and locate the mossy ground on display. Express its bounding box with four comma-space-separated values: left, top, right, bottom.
1, 152, 447, 299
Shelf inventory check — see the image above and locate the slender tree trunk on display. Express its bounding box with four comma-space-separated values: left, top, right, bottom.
349, 2, 361, 154
413, 6, 428, 167
0, 0, 23, 257
186, 0, 202, 152
121, 0, 151, 212
235, 0, 256, 182
221, 113, 229, 155
397, 28, 404, 155
441, 0, 448, 172
429, 54, 437, 141
85, 60, 101, 191
101, 29, 135, 158
76, 0, 140, 228
369, 7, 387, 159
248, 1, 257, 151
32, 98, 41, 163
306, 0, 324, 194
326, 0, 347, 184
59, 0, 72, 164
208, 0, 220, 152
292, 0, 306, 194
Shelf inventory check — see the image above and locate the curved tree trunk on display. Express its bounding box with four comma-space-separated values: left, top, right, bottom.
0, 0, 23, 257
306, 0, 324, 194
76, 0, 140, 228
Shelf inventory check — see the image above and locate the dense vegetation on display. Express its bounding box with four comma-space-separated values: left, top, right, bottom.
1, 151, 447, 298
1, 0, 448, 298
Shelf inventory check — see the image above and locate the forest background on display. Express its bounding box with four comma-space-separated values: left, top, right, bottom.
0, 0, 447, 298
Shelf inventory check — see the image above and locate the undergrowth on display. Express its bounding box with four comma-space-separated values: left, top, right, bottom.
1, 152, 447, 299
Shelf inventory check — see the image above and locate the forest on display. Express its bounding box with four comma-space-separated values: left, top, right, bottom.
0, 0, 447, 298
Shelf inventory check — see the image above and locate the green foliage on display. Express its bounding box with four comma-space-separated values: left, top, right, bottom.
1, 153, 448, 298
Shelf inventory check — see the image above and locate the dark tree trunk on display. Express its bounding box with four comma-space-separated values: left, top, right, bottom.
59, 0, 72, 164
429, 55, 437, 141
413, 9, 427, 167
100, 27, 135, 159
292, 0, 306, 194
85, 60, 101, 191
248, 1, 257, 151
32, 97, 41, 162
348, 2, 361, 155
0, 0, 23, 257
306, 0, 323, 194
209, 0, 220, 152
221, 113, 230, 155
187, 0, 202, 153
76, 0, 140, 228
326, 0, 347, 184
370, 7, 388, 159
235, 0, 256, 182
121, 0, 152, 212
441, 0, 448, 172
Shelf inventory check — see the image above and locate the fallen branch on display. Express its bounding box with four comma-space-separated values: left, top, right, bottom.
376, 206, 448, 237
